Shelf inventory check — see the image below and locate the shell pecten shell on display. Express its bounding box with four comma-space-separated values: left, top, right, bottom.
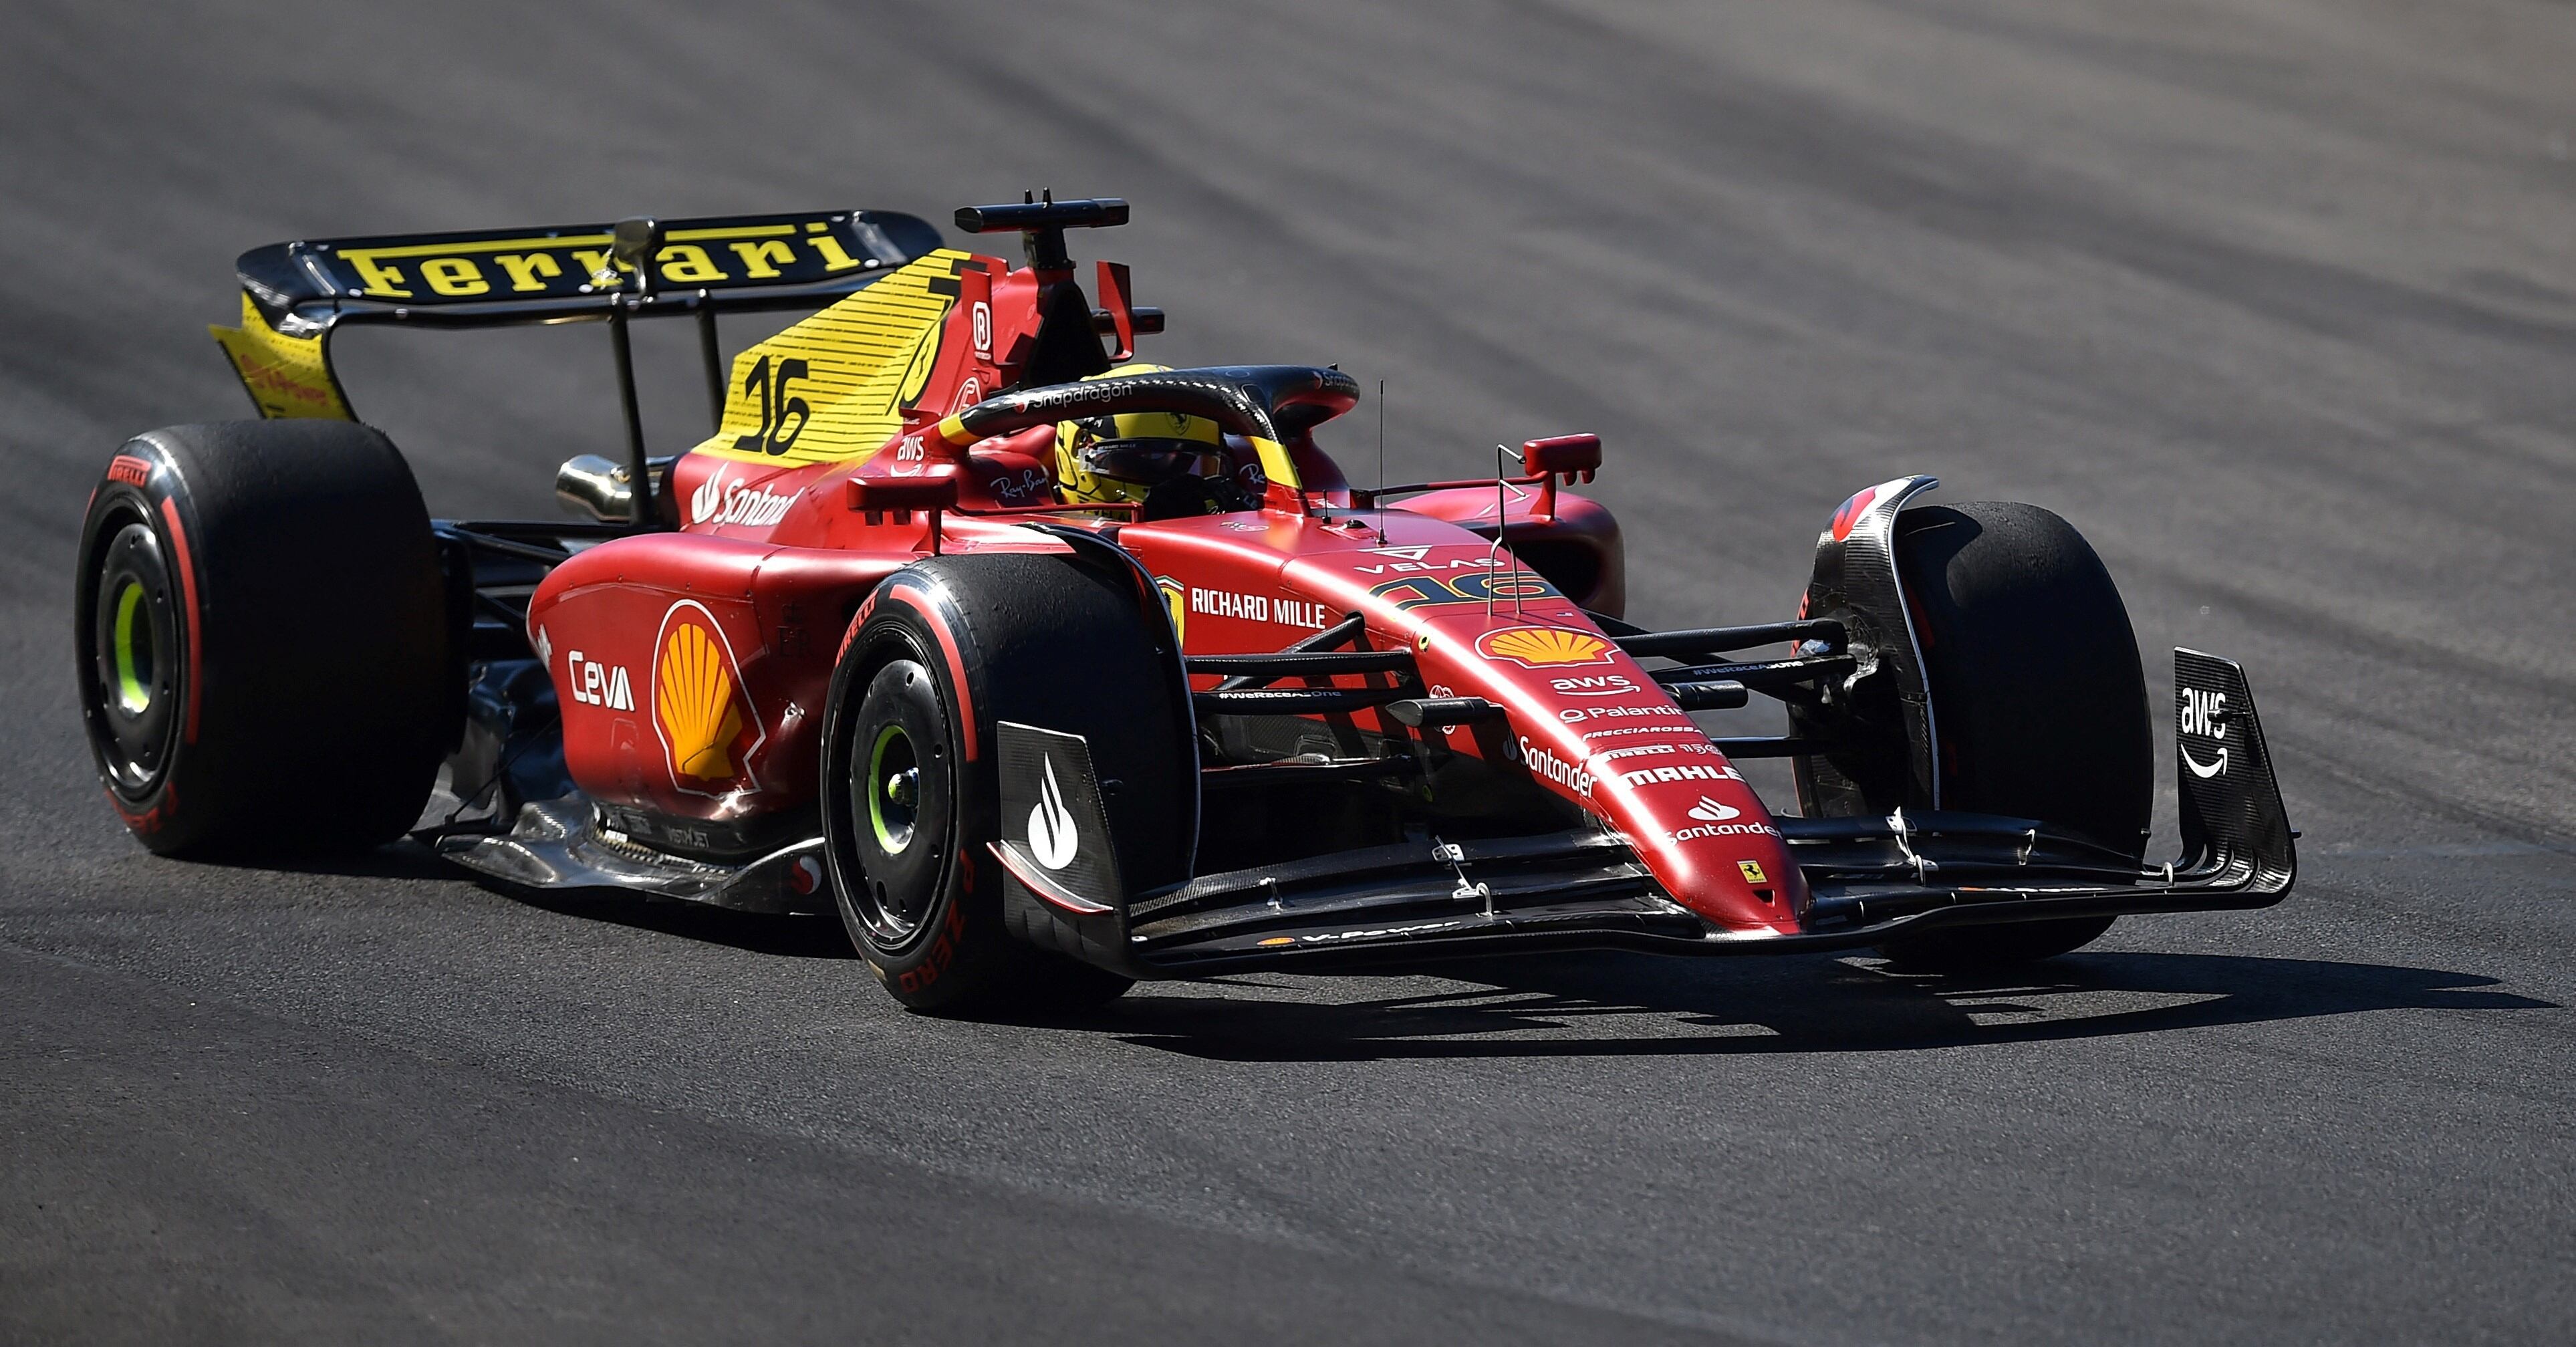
657, 619, 744, 779
1475, 625, 1613, 667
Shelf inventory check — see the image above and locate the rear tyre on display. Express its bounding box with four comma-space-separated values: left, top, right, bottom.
74, 422, 457, 856
1872, 501, 2150, 971
821, 554, 1194, 1015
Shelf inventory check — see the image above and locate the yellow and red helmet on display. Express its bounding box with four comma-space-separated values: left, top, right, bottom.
1053, 364, 1226, 507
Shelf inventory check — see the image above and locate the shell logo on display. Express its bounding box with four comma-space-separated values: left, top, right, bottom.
652, 600, 765, 795
1475, 626, 1613, 668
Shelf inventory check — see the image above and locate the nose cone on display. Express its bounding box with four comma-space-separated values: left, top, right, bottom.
1591, 764, 1805, 933
1408, 615, 1804, 935
1275, 530, 1807, 935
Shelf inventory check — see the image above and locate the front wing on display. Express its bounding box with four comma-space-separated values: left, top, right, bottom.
989, 648, 2295, 975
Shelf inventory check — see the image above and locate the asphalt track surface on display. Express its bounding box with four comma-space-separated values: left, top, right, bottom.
5, 1, 2574, 1342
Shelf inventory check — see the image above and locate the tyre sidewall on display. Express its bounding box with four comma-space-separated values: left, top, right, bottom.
821, 606, 1000, 1008
1876, 501, 2149, 969
76, 473, 203, 850
72, 424, 457, 856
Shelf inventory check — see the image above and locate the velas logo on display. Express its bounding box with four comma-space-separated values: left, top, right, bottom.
1028, 755, 1079, 870
652, 600, 765, 797
1476, 626, 1612, 668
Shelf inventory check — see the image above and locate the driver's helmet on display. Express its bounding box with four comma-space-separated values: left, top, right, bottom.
1053, 364, 1225, 507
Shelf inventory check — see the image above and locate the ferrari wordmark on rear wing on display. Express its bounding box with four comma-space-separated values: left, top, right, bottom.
211, 209, 943, 420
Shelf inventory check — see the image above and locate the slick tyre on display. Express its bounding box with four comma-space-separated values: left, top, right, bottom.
74, 422, 458, 856
1874, 501, 2152, 972
821, 554, 1194, 1015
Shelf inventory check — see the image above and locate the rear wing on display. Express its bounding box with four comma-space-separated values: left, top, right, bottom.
212, 209, 942, 420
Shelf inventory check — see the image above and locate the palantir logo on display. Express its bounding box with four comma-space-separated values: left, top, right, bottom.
1028, 755, 1079, 870
1687, 796, 1741, 822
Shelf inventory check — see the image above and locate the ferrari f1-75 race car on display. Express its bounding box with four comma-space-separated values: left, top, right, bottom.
76, 197, 2295, 1011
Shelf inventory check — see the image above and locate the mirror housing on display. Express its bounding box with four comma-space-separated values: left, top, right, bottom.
844, 471, 960, 514
1520, 433, 1601, 481
847, 469, 960, 552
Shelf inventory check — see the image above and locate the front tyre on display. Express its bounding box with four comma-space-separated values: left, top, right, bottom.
74, 422, 457, 856
1874, 501, 2151, 971
821, 555, 1192, 1015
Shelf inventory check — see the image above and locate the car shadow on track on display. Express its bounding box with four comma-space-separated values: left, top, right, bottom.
505, 891, 858, 959
213, 841, 862, 959
1098, 951, 2556, 1061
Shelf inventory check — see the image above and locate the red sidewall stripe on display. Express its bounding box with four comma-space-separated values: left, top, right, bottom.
888, 584, 979, 763
156, 496, 205, 744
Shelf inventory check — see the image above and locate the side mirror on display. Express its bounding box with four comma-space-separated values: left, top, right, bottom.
846, 470, 961, 552
845, 471, 960, 513
610, 216, 662, 289
1520, 433, 1601, 481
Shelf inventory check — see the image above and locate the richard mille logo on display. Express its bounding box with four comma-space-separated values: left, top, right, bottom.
1028, 756, 1079, 870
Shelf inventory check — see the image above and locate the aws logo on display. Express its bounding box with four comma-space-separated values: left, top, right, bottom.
652, 600, 765, 797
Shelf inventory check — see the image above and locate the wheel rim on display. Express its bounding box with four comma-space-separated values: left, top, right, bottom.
112, 578, 154, 714
843, 658, 948, 948
86, 519, 180, 795
867, 723, 920, 854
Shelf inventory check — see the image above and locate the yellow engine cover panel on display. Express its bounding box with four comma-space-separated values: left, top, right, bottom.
691, 248, 975, 467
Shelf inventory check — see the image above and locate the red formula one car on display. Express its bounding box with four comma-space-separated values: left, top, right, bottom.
76, 197, 2294, 1011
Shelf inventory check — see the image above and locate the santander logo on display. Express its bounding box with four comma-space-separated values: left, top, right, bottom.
690, 465, 795, 527
1687, 796, 1741, 822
